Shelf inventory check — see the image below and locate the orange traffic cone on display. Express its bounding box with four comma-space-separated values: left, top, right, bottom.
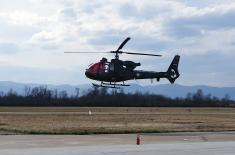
136, 134, 140, 145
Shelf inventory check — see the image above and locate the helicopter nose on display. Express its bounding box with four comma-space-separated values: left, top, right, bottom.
85, 69, 90, 78
85, 69, 93, 79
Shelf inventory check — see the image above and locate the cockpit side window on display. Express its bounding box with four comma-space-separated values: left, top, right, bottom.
104, 64, 109, 72
109, 63, 114, 71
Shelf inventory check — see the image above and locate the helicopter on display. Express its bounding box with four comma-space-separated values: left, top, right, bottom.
65, 37, 180, 88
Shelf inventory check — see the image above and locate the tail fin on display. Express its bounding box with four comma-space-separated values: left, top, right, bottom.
167, 55, 180, 83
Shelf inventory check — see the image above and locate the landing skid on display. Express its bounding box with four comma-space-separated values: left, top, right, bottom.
92, 82, 130, 89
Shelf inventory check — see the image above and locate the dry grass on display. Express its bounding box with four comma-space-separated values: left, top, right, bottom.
0, 107, 235, 134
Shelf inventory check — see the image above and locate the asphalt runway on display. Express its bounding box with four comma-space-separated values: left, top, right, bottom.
1, 142, 235, 155
0, 132, 235, 155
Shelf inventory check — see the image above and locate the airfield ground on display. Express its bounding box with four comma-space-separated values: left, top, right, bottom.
0, 107, 235, 134
1, 132, 235, 155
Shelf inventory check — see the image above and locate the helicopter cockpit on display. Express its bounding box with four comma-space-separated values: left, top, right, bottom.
86, 57, 141, 76
85, 58, 109, 78
87, 62, 103, 74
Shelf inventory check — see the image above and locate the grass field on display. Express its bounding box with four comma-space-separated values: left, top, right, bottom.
0, 107, 235, 134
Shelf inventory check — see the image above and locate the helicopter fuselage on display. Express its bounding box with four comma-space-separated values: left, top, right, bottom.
85, 58, 138, 82
85, 57, 179, 83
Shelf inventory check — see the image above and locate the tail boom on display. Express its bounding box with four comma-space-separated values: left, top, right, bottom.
133, 55, 180, 83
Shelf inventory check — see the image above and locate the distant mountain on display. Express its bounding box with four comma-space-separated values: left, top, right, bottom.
124, 84, 235, 100
0, 81, 92, 96
0, 81, 234, 100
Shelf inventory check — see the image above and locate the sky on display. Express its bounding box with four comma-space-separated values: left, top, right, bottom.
0, 0, 235, 87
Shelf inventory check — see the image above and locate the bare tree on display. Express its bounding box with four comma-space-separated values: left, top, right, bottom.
24, 86, 31, 97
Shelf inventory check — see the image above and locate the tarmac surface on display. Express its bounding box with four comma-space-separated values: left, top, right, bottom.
0, 132, 235, 155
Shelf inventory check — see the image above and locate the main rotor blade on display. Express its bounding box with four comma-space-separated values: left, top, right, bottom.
116, 37, 131, 51
123, 51, 162, 57
64, 52, 109, 53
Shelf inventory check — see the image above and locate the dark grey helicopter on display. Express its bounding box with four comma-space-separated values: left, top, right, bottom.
65, 37, 180, 88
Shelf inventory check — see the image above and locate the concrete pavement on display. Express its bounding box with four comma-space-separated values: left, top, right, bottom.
1, 132, 235, 155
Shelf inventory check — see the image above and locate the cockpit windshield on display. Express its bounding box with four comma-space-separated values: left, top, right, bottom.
88, 62, 105, 74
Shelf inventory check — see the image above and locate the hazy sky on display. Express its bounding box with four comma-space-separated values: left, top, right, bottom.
0, 0, 234, 86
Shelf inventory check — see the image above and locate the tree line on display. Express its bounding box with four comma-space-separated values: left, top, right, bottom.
0, 86, 234, 107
